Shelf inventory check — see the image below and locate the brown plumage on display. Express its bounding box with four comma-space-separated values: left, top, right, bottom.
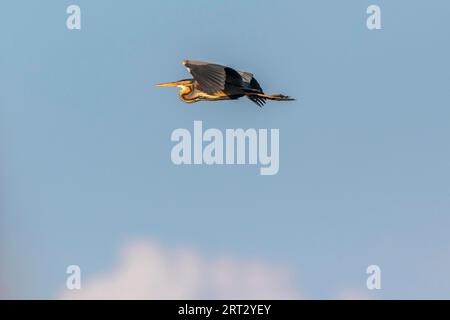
155, 60, 294, 107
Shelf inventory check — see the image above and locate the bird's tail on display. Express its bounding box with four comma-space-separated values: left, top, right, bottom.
245, 92, 295, 101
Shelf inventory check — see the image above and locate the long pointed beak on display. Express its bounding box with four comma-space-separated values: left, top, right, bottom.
155, 81, 180, 87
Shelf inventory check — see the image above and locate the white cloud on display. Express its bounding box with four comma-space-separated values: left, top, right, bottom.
59, 239, 301, 300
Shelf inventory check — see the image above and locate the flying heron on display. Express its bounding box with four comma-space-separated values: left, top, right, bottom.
155, 60, 294, 107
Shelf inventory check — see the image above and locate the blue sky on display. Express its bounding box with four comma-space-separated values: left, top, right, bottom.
1, 0, 450, 299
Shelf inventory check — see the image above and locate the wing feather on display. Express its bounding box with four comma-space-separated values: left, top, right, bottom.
183, 60, 227, 95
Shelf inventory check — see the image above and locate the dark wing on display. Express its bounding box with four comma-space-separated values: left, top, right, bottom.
237, 71, 254, 86
237, 70, 266, 107
183, 60, 266, 107
183, 60, 229, 95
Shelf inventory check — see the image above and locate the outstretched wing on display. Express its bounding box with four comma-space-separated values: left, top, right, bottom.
183, 60, 244, 95
183, 60, 266, 107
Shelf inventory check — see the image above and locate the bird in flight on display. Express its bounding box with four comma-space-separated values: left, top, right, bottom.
155, 60, 294, 107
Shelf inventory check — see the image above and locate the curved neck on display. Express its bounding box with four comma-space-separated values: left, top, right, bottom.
178, 84, 196, 103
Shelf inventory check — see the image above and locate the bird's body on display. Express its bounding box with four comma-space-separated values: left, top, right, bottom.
156, 60, 294, 107
172, 79, 232, 103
